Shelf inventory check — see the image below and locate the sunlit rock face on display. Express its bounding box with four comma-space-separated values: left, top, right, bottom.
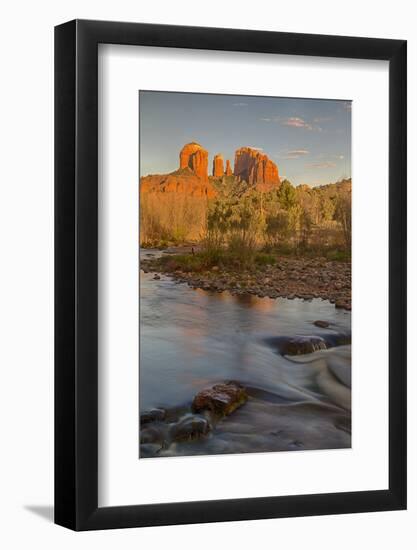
225, 159, 233, 176
141, 142, 215, 199
140, 169, 216, 198
212, 154, 224, 177
179, 142, 209, 181
234, 147, 280, 190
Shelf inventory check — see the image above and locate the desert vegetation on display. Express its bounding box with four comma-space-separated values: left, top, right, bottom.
140, 175, 352, 265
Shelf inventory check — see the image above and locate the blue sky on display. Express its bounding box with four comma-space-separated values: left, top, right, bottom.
139, 91, 351, 187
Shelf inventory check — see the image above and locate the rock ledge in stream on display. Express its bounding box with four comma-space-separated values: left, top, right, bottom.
283, 336, 327, 356
192, 382, 248, 417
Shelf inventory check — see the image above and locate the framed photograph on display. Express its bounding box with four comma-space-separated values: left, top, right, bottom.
55, 20, 406, 530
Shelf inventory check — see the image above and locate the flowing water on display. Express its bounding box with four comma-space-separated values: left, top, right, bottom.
140, 249, 351, 457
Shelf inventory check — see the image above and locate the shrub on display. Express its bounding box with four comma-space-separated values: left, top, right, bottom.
255, 253, 277, 266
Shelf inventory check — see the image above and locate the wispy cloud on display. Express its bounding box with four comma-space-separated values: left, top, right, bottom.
280, 117, 313, 130
306, 161, 337, 169
233, 102, 248, 107
260, 117, 272, 122
281, 149, 310, 159
313, 116, 332, 123
316, 153, 345, 160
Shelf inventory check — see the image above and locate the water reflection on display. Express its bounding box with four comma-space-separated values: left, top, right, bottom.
139, 252, 351, 413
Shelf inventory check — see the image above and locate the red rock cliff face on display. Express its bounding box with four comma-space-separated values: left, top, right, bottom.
225, 159, 232, 176
179, 142, 208, 181
234, 147, 280, 190
212, 154, 224, 177
140, 169, 216, 198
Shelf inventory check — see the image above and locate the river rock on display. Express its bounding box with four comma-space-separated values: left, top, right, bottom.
140, 408, 166, 425
140, 425, 164, 444
192, 382, 248, 416
314, 320, 329, 328
282, 336, 327, 356
170, 414, 211, 441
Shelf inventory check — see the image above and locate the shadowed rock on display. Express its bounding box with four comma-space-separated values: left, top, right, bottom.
234, 147, 280, 190
314, 320, 329, 328
140, 408, 166, 425
212, 154, 224, 177
140, 424, 164, 444
170, 414, 211, 441
282, 336, 327, 356
265, 332, 351, 356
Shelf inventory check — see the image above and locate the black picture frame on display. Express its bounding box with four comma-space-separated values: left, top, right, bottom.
55, 19, 407, 531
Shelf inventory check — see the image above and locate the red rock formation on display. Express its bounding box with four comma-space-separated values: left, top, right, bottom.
179, 142, 208, 181
225, 159, 232, 176
192, 382, 248, 417
212, 154, 224, 177
140, 168, 216, 199
234, 147, 280, 190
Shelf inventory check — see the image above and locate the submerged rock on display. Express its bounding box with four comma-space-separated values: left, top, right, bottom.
170, 414, 211, 441
192, 382, 248, 417
140, 424, 164, 444
282, 336, 327, 356
314, 320, 330, 328
140, 408, 166, 425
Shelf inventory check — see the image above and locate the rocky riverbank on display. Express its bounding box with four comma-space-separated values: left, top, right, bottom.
141, 251, 351, 310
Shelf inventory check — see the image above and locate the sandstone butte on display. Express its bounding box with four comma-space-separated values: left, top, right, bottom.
140, 143, 280, 198
234, 147, 280, 190
179, 142, 209, 181
140, 142, 216, 198
212, 154, 224, 177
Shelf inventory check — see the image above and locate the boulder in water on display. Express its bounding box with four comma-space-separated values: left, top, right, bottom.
314, 320, 330, 328
282, 336, 327, 356
140, 408, 166, 425
170, 414, 211, 441
140, 424, 164, 444
192, 382, 248, 417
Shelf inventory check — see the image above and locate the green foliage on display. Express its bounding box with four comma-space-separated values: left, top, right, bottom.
325, 249, 351, 262
277, 179, 297, 209
255, 253, 277, 266
140, 173, 352, 262
159, 253, 209, 273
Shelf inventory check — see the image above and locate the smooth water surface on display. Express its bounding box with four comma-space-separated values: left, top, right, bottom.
139, 249, 351, 456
